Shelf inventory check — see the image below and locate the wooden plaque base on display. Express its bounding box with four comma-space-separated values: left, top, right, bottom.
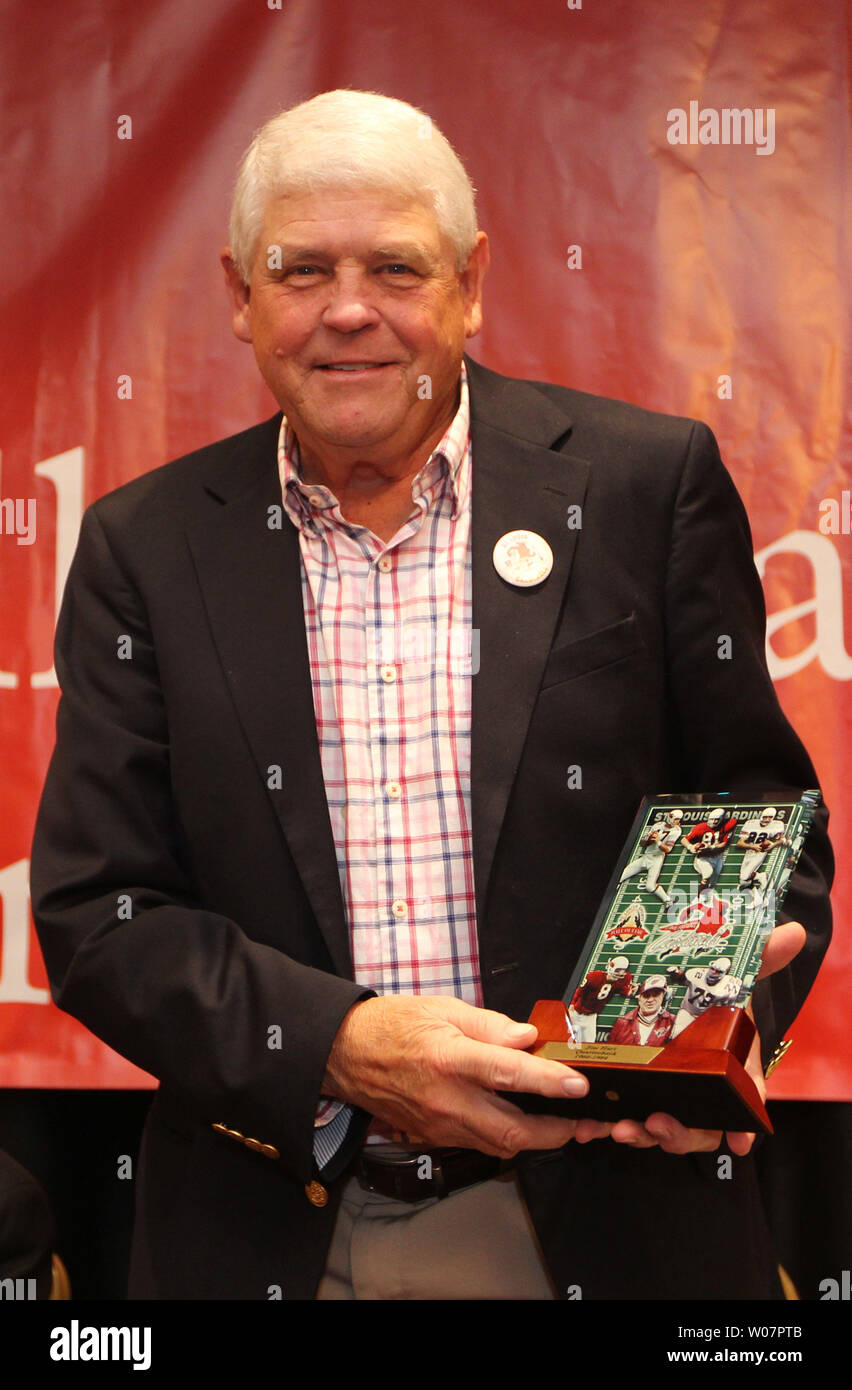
516, 1001, 772, 1134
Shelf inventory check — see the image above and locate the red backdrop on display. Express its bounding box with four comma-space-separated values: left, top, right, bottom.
1, 0, 849, 1096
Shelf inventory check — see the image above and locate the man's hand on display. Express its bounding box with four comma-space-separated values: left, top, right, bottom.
607, 921, 806, 1156
322, 994, 610, 1158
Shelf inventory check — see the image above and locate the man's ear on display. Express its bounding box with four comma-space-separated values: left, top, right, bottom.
220, 250, 253, 344
461, 231, 489, 340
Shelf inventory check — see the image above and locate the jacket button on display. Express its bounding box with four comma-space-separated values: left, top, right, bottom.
213, 1125, 245, 1142
259, 1143, 281, 1160
243, 1137, 263, 1152
305, 1180, 329, 1207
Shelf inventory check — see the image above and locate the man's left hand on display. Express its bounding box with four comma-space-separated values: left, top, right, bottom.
582, 921, 806, 1156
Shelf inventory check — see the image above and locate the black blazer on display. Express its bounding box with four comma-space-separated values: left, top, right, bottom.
0, 1150, 55, 1298
31, 356, 832, 1299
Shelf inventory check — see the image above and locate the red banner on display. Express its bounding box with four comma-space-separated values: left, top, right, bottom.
1, 0, 849, 1096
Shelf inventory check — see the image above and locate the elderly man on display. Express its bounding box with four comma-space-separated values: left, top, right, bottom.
31, 90, 832, 1301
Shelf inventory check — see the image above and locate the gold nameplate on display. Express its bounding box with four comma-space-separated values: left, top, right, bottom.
535, 1042, 665, 1065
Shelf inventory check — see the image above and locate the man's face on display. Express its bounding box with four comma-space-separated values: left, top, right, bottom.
638, 988, 664, 1020
222, 189, 489, 473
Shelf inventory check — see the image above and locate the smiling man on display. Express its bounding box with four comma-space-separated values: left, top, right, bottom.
222, 186, 488, 541
31, 90, 832, 1301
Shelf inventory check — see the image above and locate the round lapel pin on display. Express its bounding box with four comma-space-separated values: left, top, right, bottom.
492, 530, 553, 587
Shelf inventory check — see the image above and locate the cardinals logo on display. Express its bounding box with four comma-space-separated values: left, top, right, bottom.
672, 897, 730, 934
651, 896, 732, 959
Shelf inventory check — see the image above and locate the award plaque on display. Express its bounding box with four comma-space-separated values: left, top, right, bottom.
521, 790, 821, 1134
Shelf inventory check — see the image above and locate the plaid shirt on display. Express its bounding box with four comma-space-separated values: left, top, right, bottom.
277, 365, 481, 1162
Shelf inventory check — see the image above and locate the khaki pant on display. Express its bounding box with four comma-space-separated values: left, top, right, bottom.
316, 1170, 558, 1300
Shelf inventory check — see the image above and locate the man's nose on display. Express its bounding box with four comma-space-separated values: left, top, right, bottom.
320, 270, 381, 332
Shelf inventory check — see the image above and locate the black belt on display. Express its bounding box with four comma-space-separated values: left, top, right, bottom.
355, 1147, 510, 1202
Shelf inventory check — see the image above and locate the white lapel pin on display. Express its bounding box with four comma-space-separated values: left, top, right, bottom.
492, 530, 553, 587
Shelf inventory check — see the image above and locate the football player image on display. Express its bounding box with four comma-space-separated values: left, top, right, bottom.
608, 976, 675, 1046
682, 808, 738, 900
568, 955, 633, 1043
736, 807, 791, 899
787, 830, 806, 870
667, 958, 746, 1038
618, 809, 683, 905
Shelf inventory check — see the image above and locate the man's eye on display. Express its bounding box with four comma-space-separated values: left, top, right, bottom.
382, 263, 417, 276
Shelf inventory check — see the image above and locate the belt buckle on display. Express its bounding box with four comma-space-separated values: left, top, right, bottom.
357, 1147, 452, 1202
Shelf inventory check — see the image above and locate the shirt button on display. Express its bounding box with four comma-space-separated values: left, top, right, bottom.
377, 556, 393, 572
391, 899, 408, 919
385, 781, 402, 799
380, 665, 397, 683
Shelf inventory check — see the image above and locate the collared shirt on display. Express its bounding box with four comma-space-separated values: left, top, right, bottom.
277, 365, 481, 1162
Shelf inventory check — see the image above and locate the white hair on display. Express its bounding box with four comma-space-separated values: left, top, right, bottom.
228, 90, 479, 283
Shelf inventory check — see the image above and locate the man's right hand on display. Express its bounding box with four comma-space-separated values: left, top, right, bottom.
321, 994, 610, 1158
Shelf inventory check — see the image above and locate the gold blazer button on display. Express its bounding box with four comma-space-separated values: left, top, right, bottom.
305, 1180, 329, 1207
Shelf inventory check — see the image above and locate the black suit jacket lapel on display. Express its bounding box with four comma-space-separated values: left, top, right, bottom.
466, 357, 590, 935
185, 418, 353, 978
